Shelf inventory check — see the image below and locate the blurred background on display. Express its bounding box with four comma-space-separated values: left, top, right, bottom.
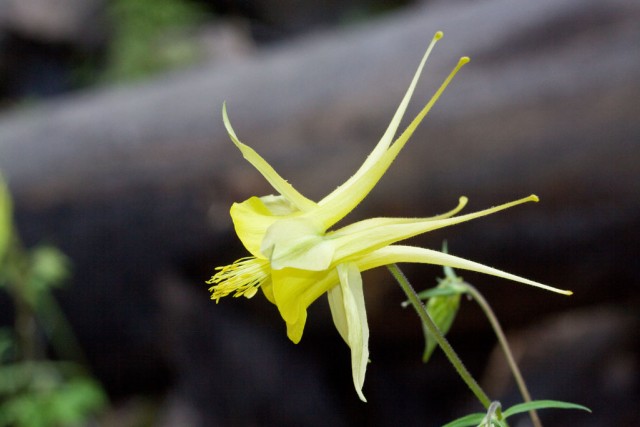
0, 0, 638, 425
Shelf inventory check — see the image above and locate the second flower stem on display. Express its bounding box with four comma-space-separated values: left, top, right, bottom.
387, 264, 492, 409
464, 283, 542, 427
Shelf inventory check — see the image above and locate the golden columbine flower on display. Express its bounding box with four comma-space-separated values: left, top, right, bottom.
208, 31, 571, 402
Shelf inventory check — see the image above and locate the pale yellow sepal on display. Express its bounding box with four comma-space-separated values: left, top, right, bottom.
222, 103, 317, 213
318, 32, 443, 210
311, 56, 470, 231
356, 245, 572, 295
328, 195, 539, 263
330, 263, 369, 402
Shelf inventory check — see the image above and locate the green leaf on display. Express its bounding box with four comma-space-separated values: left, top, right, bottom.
441, 398, 590, 427
422, 287, 461, 362
45, 377, 107, 426
0, 363, 106, 427
29, 245, 71, 291
415, 286, 463, 300
417, 242, 469, 362
0, 328, 15, 363
440, 412, 485, 427
104, 0, 207, 82
502, 400, 591, 417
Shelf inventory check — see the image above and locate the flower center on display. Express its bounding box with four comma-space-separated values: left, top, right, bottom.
207, 257, 270, 301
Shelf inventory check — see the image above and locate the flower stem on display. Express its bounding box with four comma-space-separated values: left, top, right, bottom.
387, 264, 492, 409
464, 283, 542, 427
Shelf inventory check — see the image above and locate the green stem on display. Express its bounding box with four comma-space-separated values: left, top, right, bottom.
5, 233, 40, 361
464, 283, 542, 427
387, 264, 492, 409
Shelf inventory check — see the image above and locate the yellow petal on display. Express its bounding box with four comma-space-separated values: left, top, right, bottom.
231, 194, 308, 258
261, 217, 335, 271
356, 245, 572, 295
271, 267, 340, 343
335, 263, 369, 402
328, 195, 538, 263
260, 276, 275, 304
223, 103, 317, 212
230, 197, 281, 257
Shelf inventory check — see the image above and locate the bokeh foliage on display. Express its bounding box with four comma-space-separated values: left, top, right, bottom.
0, 174, 107, 427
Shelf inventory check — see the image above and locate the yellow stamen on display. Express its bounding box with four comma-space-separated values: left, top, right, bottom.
208, 257, 270, 302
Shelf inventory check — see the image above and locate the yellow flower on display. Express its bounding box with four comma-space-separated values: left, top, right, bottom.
208, 31, 571, 402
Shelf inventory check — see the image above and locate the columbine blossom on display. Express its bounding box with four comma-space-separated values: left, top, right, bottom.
208, 31, 571, 401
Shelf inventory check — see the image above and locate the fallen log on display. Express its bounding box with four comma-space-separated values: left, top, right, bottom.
0, 0, 638, 424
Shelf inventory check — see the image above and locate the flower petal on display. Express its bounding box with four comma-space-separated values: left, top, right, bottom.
260, 276, 275, 304
355, 245, 572, 295
271, 267, 340, 343
223, 103, 317, 212
230, 197, 282, 257
261, 217, 335, 271
335, 263, 369, 402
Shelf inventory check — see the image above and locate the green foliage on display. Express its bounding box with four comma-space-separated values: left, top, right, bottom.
103, 0, 208, 82
442, 400, 591, 427
420, 269, 464, 362
410, 243, 467, 363
502, 400, 591, 418
26, 246, 70, 299
0, 372, 106, 427
0, 329, 14, 364
0, 244, 70, 307
407, 242, 590, 426
0, 172, 107, 427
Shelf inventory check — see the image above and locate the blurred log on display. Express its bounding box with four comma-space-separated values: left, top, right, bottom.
0, 0, 638, 424
1, 0, 104, 43
0, 0, 636, 309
